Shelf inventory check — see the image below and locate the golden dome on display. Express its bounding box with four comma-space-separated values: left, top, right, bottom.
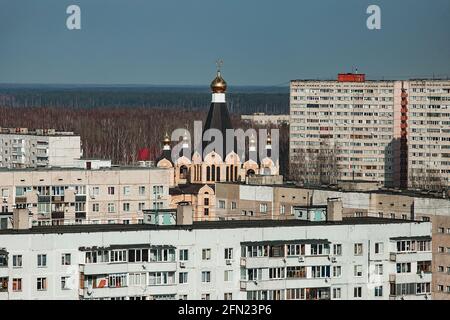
163, 133, 170, 145
210, 71, 227, 93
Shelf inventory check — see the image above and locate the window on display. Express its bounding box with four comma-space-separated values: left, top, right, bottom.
224, 293, 233, 300
224, 248, 233, 260
438, 266, 444, 272
287, 244, 305, 256
311, 265, 330, 278
201, 271, 211, 283
374, 286, 383, 297
269, 267, 285, 279
353, 286, 362, 298
416, 282, 431, 294
149, 272, 175, 285
92, 203, 99, 212
447, 267, 450, 274
218, 200, 225, 209
354, 243, 363, 255
333, 244, 342, 256
204, 208, 209, 216
204, 198, 209, 206
286, 266, 306, 279
37, 254, 47, 267
402, 214, 408, 220
438, 246, 445, 253
129, 273, 146, 286
447, 228, 450, 234
92, 187, 100, 196
333, 266, 342, 277
61, 277, 70, 290
179, 272, 188, 284
333, 288, 341, 299
179, 249, 189, 261
123, 186, 131, 195
107, 203, 115, 213
202, 249, 211, 260
201, 293, 210, 300
12, 278, 22, 292
311, 243, 330, 255
354, 265, 363, 277
286, 288, 305, 300
138, 202, 145, 211
396, 263, 411, 273
61, 253, 71, 265
153, 185, 164, 195
150, 248, 175, 262
123, 203, 130, 212
12, 255, 22, 268
438, 285, 444, 292
375, 242, 384, 254
109, 274, 127, 288
37, 277, 47, 291
128, 249, 149, 262
247, 268, 263, 281
438, 227, 445, 233
224, 270, 233, 282
139, 186, 146, 195
260, 203, 268, 213
373, 263, 383, 275
110, 250, 127, 263
280, 205, 285, 215
108, 187, 115, 195
231, 202, 237, 210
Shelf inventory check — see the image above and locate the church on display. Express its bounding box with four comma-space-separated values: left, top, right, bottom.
156, 66, 279, 187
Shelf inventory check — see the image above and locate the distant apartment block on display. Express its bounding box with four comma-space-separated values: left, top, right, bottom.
0, 127, 82, 168
241, 113, 289, 125
289, 74, 450, 189
0, 218, 431, 300
0, 166, 171, 227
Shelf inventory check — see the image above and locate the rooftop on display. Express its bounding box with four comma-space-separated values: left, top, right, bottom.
0, 165, 166, 173
0, 217, 427, 235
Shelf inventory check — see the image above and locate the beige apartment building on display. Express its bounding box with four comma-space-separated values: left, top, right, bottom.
215, 180, 450, 299
0, 166, 172, 227
0, 127, 82, 168
290, 74, 450, 189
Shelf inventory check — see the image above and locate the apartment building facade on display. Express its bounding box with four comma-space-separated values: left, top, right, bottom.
406, 80, 450, 189
0, 128, 82, 168
0, 166, 171, 227
215, 181, 450, 299
290, 75, 450, 189
241, 113, 290, 126
0, 219, 431, 300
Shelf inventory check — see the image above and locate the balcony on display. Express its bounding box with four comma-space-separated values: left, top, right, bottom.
38, 195, 51, 203
75, 195, 86, 202
51, 211, 65, 219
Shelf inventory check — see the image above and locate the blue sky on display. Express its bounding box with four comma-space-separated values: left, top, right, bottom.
0, 0, 449, 85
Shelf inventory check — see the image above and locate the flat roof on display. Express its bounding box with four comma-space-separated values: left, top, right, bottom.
0, 165, 165, 173
0, 217, 427, 235
217, 181, 449, 200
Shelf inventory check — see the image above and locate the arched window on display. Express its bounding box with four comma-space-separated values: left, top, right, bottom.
180, 165, 188, 179
206, 166, 211, 181
246, 169, 255, 177
234, 166, 238, 181
226, 166, 230, 181
211, 165, 216, 181
230, 165, 234, 181
216, 166, 221, 181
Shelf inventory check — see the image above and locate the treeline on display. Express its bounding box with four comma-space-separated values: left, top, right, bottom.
0, 87, 289, 115
0, 106, 290, 176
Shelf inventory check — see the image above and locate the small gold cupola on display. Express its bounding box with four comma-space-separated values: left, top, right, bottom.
210, 59, 227, 93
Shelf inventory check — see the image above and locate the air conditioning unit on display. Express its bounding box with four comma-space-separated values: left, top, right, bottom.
225, 259, 233, 265
298, 256, 305, 262
179, 262, 186, 268
331, 257, 337, 263
253, 280, 258, 285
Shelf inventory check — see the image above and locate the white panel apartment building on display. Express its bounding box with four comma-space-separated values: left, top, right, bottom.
406, 80, 450, 189
290, 75, 450, 188
0, 219, 432, 300
0, 128, 82, 168
290, 75, 401, 187
0, 166, 171, 228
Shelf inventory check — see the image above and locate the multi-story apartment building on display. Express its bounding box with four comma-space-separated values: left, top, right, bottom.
0, 218, 431, 300
290, 74, 450, 189
241, 113, 290, 126
0, 166, 171, 227
215, 180, 450, 299
0, 127, 82, 168
406, 80, 450, 189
